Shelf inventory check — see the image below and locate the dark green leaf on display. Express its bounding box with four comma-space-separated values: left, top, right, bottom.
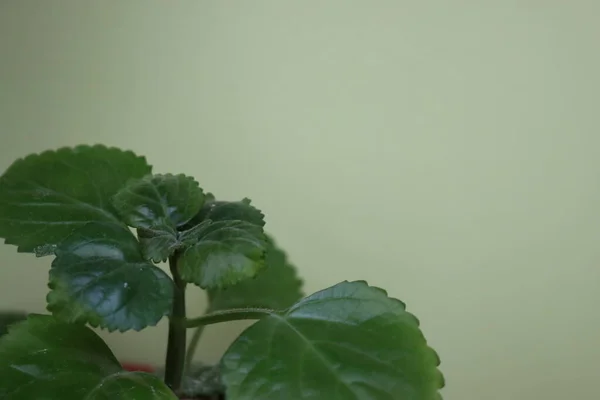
47, 222, 173, 332
0, 145, 151, 254
178, 197, 268, 289
138, 219, 211, 265
112, 174, 205, 262
113, 173, 204, 229
0, 315, 177, 400
137, 227, 180, 263
221, 281, 444, 400
178, 220, 267, 289
207, 235, 303, 312
178, 220, 211, 245
184, 198, 265, 230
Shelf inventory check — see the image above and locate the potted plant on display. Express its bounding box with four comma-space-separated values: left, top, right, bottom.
0, 145, 444, 399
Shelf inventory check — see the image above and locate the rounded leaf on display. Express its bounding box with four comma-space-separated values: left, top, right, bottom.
0, 315, 176, 400
47, 222, 174, 332
207, 234, 303, 312
112, 173, 204, 229
112, 174, 206, 262
184, 197, 265, 230
221, 281, 444, 400
0, 145, 151, 254
178, 220, 267, 290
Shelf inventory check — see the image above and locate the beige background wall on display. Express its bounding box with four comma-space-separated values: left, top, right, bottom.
1, 2, 599, 399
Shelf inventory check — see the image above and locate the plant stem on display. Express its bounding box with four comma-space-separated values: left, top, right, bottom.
185, 307, 274, 375
164, 255, 187, 392
184, 324, 205, 374
185, 307, 273, 328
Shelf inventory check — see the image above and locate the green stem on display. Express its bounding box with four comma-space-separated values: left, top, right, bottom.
184, 307, 273, 373
184, 324, 205, 373
186, 307, 273, 328
164, 255, 187, 392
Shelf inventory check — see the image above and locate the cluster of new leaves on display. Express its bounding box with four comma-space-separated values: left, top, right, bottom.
0, 146, 276, 332
0, 146, 444, 399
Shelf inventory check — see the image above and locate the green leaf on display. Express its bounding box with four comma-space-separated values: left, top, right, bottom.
47, 222, 173, 332
0, 315, 177, 400
178, 198, 268, 290
178, 220, 267, 289
184, 197, 265, 230
113, 173, 204, 229
221, 281, 444, 400
207, 235, 303, 312
112, 173, 205, 262
137, 227, 180, 263
0, 145, 151, 254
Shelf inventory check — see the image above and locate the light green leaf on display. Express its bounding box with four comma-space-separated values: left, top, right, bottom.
112, 174, 205, 262
178, 220, 267, 289
0, 315, 177, 400
207, 234, 303, 312
221, 281, 444, 400
0, 145, 151, 254
47, 222, 173, 332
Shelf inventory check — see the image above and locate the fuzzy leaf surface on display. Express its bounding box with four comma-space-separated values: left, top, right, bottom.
221, 281, 444, 400
112, 173, 205, 262
184, 198, 265, 230
178, 220, 267, 289
178, 198, 267, 290
0, 145, 151, 254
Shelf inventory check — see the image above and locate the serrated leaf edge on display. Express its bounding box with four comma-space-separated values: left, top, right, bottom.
278, 280, 445, 392
0, 144, 152, 252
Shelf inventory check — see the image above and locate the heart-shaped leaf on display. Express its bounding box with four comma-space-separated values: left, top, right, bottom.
0, 145, 151, 254
207, 235, 303, 312
112, 174, 205, 262
0, 314, 177, 399
221, 281, 444, 400
178, 220, 267, 289
47, 222, 173, 332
